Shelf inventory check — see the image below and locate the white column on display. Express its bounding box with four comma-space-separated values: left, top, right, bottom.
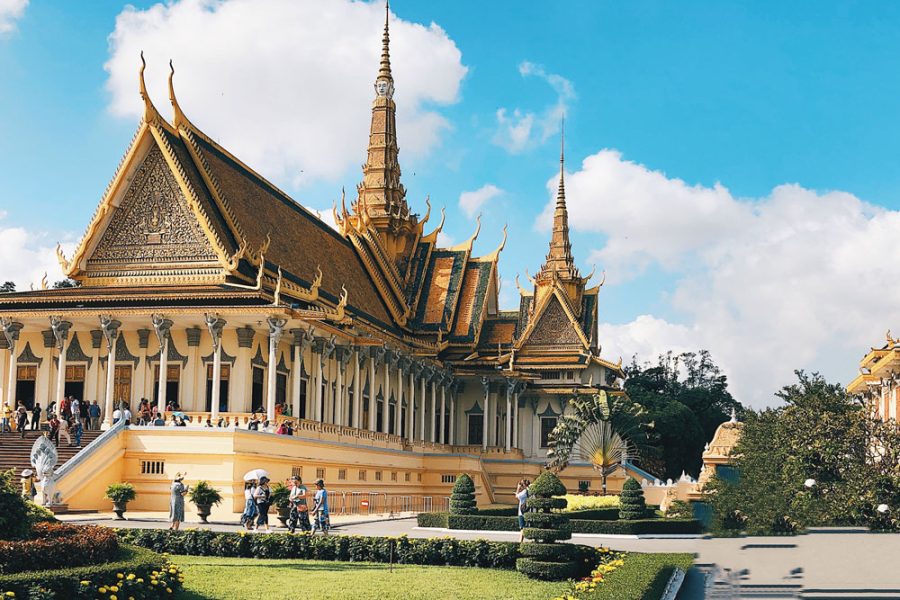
314, 348, 323, 421
291, 338, 302, 419
505, 384, 512, 452
407, 368, 415, 442
266, 317, 286, 424
395, 361, 404, 436
50, 317, 72, 407
352, 348, 362, 428
512, 390, 520, 448
481, 378, 489, 450
0, 349, 6, 410
430, 377, 437, 443
206, 314, 225, 421
152, 315, 173, 416
440, 383, 447, 445
419, 374, 426, 442
99, 316, 120, 428
368, 354, 377, 431
449, 387, 456, 445
335, 349, 344, 427
383, 353, 392, 433
1, 320, 23, 412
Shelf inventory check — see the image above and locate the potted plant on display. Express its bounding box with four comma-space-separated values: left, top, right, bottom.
105, 483, 136, 520
270, 482, 291, 526
188, 480, 223, 523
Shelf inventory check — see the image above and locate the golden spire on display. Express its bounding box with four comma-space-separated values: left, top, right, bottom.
538, 117, 579, 282
378, 0, 393, 85
167, 59, 189, 128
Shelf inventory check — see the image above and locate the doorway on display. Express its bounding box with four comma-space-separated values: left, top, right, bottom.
15, 365, 37, 410
64, 365, 86, 402
114, 365, 132, 409
205, 364, 230, 412
251, 367, 264, 413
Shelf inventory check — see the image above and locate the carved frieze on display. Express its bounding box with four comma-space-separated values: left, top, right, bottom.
526, 298, 583, 347
89, 145, 218, 266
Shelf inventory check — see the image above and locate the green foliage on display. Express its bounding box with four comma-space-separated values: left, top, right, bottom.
0, 545, 171, 597
578, 480, 590, 493
665, 500, 693, 519
0, 282, 14, 293
619, 477, 646, 520
188, 481, 223, 507
545, 391, 656, 492
574, 552, 695, 600
104, 483, 136, 504
116, 528, 543, 570
625, 350, 743, 480
518, 471, 581, 580
269, 483, 291, 510
450, 474, 477, 515
0, 523, 119, 574
417, 512, 701, 535
709, 371, 900, 535
0, 469, 31, 540
529, 471, 567, 498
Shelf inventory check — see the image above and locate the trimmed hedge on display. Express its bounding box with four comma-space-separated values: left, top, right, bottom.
416, 512, 702, 535
0, 523, 119, 574
619, 477, 647, 520
518, 471, 579, 581
473, 506, 656, 520
117, 528, 591, 571
450, 474, 477, 515
0, 544, 171, 597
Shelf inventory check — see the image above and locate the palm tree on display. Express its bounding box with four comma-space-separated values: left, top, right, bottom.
547, 390, 655, 493
572, 421, 632, 495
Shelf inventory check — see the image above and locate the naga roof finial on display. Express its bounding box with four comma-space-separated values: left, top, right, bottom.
167, 59, 189, 128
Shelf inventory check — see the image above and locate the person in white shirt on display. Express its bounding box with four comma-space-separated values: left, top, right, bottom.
516, 479, 531, 542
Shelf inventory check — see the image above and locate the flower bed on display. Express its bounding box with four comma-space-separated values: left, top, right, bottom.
416, 513, 702, 535
117, 529, 600, 571
0, 545, 182, 598
0, 523, 119, 574
553, 552, 693, 600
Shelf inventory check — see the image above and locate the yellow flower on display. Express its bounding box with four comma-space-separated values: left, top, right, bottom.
80, 581, 91, 586
98, 588, 108, 594
126, 574, 135, 581
4, 593, 14, 598
151, 580, 159, 586
136, 578, 143, 584
166, 588, 172, 593
117, 573, 124, 579
110, 586, 119, 592
110, 595, 118, 600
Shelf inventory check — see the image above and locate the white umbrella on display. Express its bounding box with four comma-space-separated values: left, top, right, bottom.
243, 469, 269, 482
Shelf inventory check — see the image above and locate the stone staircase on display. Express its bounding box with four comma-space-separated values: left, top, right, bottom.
0, 429, 104, 476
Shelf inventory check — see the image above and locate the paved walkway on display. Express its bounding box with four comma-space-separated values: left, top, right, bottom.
66, 513, 900, 598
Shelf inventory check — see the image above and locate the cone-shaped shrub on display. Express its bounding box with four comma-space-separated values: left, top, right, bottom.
450, 473, 477, 515
516, 470, 580, 580
619, 477, 646, 520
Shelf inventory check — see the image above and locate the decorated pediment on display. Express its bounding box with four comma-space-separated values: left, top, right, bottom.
518, 293, 588, 350
89, 145, 219, 268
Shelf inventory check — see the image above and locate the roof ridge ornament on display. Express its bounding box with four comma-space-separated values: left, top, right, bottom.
138, 51, 164, 126
167, 59, 190, 129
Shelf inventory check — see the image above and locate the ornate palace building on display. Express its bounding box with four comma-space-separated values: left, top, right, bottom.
848, 331, 900, 421
0, 6, 629, 512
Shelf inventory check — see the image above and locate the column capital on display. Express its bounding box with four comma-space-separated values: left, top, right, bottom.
99, 315, 121, 351
291, 327, 315, 350
267, 316, 287, 345
205, 313, 227, 349
370, 345, 386, 366
335, 345, 352, 372
49, 316, 72, 350
314, 335, 336, 358
383, 348, 398, 367
396, 354, 411, 371
0, 319, 24, 350
151, 314, 173, 346
235, 325, 255, 348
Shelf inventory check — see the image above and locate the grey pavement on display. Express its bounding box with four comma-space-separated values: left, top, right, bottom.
69, 514, 900, 598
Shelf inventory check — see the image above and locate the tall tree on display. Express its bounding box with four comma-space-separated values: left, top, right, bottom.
625, 350, 743, 480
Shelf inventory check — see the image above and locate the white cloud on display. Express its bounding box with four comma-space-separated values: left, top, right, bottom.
542, 149, 900, 407
493, 61, 574, 154
0, 0, 28, 35
105, 0, 467, 187
458, 183, 503, 218
0, 214, 74, 289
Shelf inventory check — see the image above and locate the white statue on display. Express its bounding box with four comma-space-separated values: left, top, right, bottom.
30, 435, 60, 506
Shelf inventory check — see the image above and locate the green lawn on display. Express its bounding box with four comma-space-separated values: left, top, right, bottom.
174, 555, 571, 600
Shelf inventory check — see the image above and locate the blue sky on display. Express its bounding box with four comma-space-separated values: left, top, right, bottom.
3, 0, 900, 406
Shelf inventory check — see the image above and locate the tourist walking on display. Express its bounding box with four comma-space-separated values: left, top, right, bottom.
16, 405, 28, 439
48, 414, 60, 447
287, 475, 310, 533
59, 416, 72, 446
70, 398, 80, 426
240, 481, 258, 529
73, 418, 83, 447
516, 479, 531, 542
89, 401, 101, 430
30, 403, 41, 431
169, 473, 189, 530
311, 478, 329, 535
253, 476, 271, 531
79, 399, 89, 429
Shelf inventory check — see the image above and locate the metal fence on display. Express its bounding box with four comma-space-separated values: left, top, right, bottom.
323, 492, 450, 516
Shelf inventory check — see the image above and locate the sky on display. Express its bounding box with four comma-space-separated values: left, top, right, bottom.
3, 0, 900, 407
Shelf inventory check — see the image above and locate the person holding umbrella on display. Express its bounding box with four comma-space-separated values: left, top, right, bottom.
253, 476, 272, 532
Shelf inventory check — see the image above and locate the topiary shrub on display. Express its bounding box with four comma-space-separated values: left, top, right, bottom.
619, 477, 646, 520
450, 473, 477, 515
516, 470, 581, 580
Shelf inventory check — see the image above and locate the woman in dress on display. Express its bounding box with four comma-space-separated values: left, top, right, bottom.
169, 473, 189, 530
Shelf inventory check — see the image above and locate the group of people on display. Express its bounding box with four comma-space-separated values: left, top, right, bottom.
239, 475, 329, 534
1, 396, 95, 448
